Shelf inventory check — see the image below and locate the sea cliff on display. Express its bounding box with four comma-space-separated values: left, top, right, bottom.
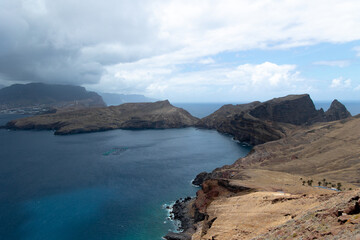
169, 95, 358, 239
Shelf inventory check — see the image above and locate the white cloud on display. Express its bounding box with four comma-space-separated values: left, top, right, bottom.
313, 60, 350, 67
330, 77, 351, 88
199, 57, 215, 65
86, 62, 306, 102
227, 62, 298, 87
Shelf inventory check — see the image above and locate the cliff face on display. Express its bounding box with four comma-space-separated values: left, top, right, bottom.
184, 95, 355, 240
248, 94, 324, 125
6, 100, 199, 135
188, 116, 360, 240
197, 94, 351, 145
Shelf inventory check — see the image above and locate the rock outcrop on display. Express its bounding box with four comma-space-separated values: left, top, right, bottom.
6, 100, 199, 135
325, 99, 352, 121
197, 94, 351, 145
187, 114, 360, 239
248, 94, 324, 125
184, 95, 355, 239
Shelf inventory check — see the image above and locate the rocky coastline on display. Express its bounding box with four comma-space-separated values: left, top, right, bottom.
164, 95, 357, 239
164, 197, 194, 240
3, 93, 358, 239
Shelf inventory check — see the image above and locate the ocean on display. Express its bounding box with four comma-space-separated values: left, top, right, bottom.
0, 113, 250, 240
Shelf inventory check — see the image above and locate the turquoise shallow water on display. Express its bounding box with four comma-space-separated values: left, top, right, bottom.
0, 114, 251, 240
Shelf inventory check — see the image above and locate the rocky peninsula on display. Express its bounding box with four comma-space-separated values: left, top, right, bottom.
167, 94, 359, 240
5, 100, 198, 134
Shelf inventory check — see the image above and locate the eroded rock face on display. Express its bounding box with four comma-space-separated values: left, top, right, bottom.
196, 94, 352, 145
325, 99, 352, 121
192, 172, 211, 186
6, 100, 199, 135
163, 232, 191, 240
249, 94, 324, 125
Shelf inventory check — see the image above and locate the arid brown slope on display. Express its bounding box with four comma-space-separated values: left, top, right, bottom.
213, 115, 360, 185
6, 100, 198, 135
193, 189, 360, 240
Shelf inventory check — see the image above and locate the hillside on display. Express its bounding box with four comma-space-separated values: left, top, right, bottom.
166, 95, 357, 240
6, 100, 198, 135
184, 116, 360, 240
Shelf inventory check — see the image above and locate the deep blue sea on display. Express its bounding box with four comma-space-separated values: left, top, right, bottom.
0, 113, 251, 240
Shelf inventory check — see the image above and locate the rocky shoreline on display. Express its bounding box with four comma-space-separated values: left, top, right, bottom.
164, 197, 194, 240
163, 95, 357, 239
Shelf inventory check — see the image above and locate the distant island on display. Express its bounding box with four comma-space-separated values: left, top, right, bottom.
0, 83, 105, 114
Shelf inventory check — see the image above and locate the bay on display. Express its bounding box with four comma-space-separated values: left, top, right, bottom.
0, 114, 250, 240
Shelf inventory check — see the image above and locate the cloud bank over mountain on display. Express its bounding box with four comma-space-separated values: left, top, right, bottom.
1, 0, 360, 101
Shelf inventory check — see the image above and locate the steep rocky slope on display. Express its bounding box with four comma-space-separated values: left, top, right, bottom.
169, 95, 356, 240
186, 115, 360, 240
6, 100, 198, 135
212, 115, 360, 185
325, 99, 352, 121
197, 94, 351, 145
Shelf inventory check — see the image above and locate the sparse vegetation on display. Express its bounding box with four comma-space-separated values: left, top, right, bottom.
307, 180, 313, 186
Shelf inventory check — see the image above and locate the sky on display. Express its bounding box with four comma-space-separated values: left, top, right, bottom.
1, 0, 360, 102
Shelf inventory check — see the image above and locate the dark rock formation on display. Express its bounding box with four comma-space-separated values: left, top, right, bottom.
6, 100, 199, 135
197, 94, 352, 145
248, 94, 324, 125
325, 99, 352, 121
163, 232, 191, 240
171, 197, 194, 231
196, 101, 261, 129
163, 197, 194, 240
215, 113, 285, 145
192, 172, 210, 186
